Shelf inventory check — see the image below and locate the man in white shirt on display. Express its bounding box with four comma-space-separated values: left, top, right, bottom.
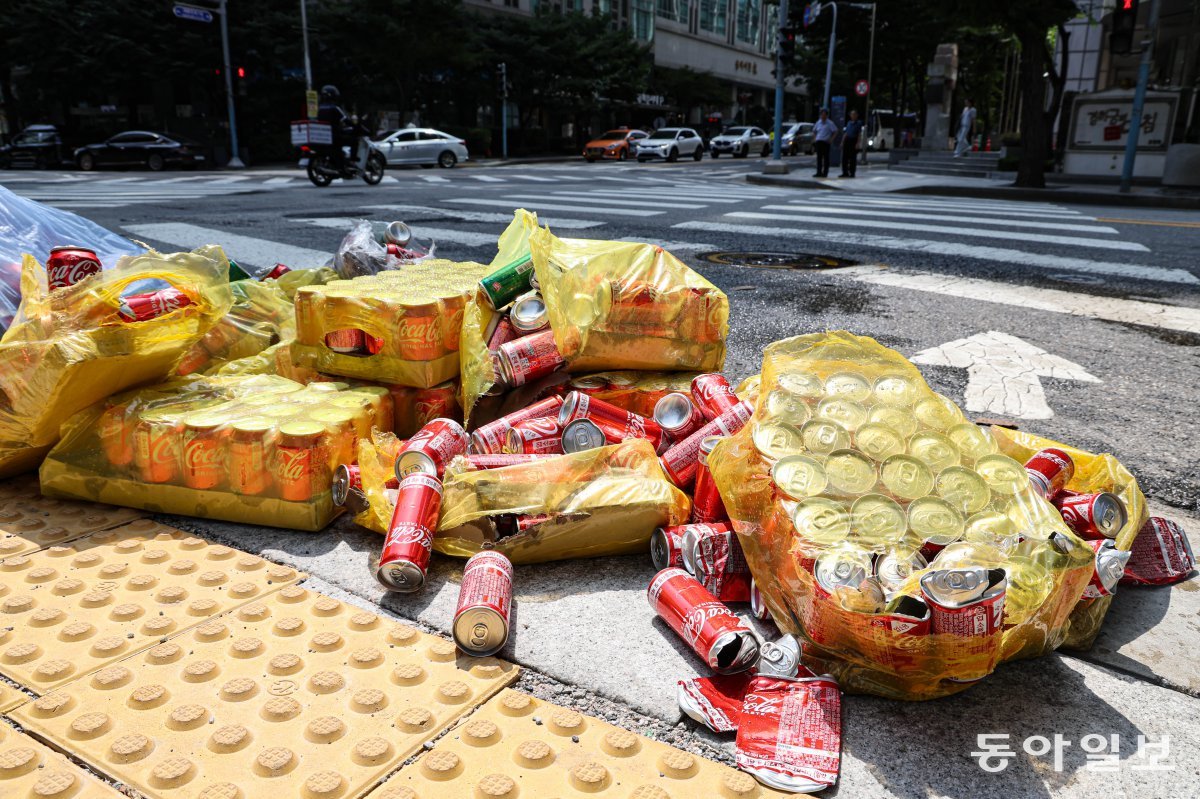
812, 109, 838, 178
954, 98, 976, 157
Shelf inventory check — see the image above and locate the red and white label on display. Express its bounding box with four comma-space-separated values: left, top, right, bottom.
1121, 517, 1196, 586
691, 373, 739, 421
456, 550, 513, 620
735, 676, 842, 793
691, 528, 751, 602
677, 671, 755, 733
660, 400, 753, 487
648, 568, 752, 671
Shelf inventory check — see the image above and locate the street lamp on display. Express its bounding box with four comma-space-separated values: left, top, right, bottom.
216, 0, 244, 168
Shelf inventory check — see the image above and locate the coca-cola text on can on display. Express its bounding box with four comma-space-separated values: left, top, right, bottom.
497, 329, 565, 387
735, 675, 842, 793
181, 412, 226, 490
47, 245, 102, 291
1052, 491, 1128, 540
453, 550, 513, 656
504, 416, 564, 455
377, 472, 443, 593
677, 671, 755, 733
274, 420, 324, 502
117, 287, 195, 322
469, 395, 564, 455
691, 373, 740, 421
1024, 447, 1075, 500
647, 568, 759, 674
558, 391, 664, 450
395, 418, 469, 479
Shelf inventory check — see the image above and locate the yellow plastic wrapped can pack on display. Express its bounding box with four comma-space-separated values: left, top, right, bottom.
531, 226, 728, 373
176, 278, 295, 376
40, 374, 391, 531
291, 259, 491, 387
708, 331, 1096, 700
990, 426, 1148, 651
561, 371, 702, 418
356, 435, 691, 564
0, 247, 233, 478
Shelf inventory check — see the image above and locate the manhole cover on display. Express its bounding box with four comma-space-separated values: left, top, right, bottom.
699, 251, 858, 269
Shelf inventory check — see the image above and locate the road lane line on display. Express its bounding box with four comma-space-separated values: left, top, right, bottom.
673, 220, 1197, 285
1095, 217, 1200, 229
506, 193, 706, 210
469, 175, 506, 182
820, 195, 1078, 215
616, 238, 715, 252
772, 204, 1119, 234
365, 204, 605, 229
263, 177, 294, 185
812, 198, 1088, 220
123, 223, 330, 268
445, 198, 661, 216
726, 211, 1149, 252
573, 189, 751, 202
830, 265, 1200, 334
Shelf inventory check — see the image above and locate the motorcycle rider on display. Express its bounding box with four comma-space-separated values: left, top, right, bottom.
316, 84, 364, 174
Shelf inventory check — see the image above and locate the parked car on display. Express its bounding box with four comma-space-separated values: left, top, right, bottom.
582, 128, 647, 161
375, 128, 468, 168
781, 122, 815, 156
74, 131, 205, 171
0, 125, 67, 169
636, 128, 705, 162
708, 126, 770, 158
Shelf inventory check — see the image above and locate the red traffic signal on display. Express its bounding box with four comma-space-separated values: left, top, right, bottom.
1110, 0, 1139, 55
236, 67, 246, 78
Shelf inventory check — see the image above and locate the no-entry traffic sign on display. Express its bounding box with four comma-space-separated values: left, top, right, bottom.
855, 79, 870, 97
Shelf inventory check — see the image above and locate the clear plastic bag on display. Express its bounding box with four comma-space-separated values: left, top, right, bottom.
177, 278, 294, 376
334, 220, 435, 279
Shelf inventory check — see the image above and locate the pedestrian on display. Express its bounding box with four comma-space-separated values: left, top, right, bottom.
839, 110, 863, 178
812, 109, 837, 178
954, 98, 976, 158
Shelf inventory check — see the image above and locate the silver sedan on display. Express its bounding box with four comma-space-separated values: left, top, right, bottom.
376, 128, 469, 168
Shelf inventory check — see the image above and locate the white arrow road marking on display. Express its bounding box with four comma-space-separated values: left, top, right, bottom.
911, 331, 1100, 420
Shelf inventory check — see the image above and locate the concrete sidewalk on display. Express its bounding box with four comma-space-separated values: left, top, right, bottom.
749, 167, 1200, 210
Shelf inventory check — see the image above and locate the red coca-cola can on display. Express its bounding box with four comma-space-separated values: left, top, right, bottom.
487, 314, 519, 352
866, 595, 932, 638
263, 263, 292, 280
558, 391, 664, 450
691, 435, 729, 524
1024, 447, 1075, 500
497, 329, 565, 387
690, 373, 740, 421
735, 675, 842, 793
921, 567, 1007, 682
749, 578, 771, 621
515, 513, 551, 531
414, 381, 459, 427
504, 417, 564, 455
650, 525, 687, 571
654, 392, 706, 447
332, 462, 399, 513
325, 328, 366, 354
1052, 491, 1128, 540
660, 400, 754, 488
469, 395, 564, 455
1121, 517, 1196, 586
1082, 539, 1132, 599
453, 550, 513, 656
682, 523, 750, 602
117, 287, 194, 322
394, 418, 469, 479
376, 472, 443, 593
677, 671, 756, 733
46, 245, 102, 291
466, 452, 552, 469
647, 568, 759, 674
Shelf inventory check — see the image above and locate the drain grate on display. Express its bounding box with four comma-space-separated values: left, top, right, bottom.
699, 251, 858, 270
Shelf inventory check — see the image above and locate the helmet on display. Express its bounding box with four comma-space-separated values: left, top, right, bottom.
320, 85, 340, 101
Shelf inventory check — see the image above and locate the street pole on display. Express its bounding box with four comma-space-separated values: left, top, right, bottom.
499, 62, 509, 161
300, 0, 312, 91
822, 2, 839, 110
1119, 0, 1162, 193
217, 0, 244, 168
771, 0, 790, 163
861, 2, 875, 164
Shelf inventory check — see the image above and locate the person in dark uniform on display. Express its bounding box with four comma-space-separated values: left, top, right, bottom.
316, 84, 354, 173
839, 109, 863, 178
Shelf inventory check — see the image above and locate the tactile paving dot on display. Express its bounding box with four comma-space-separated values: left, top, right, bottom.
14, 587, 518, 799
0, 521, 303, 693
0, 716, 126, 797
0, 489, 146, 557
365, 689, 790, 799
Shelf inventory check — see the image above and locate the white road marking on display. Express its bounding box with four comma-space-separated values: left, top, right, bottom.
510, 175, 558, 182
674, 220, 1194, 284
775, 203, 1118, 233
264, 177, 294, 185
365, 204, 604, 229
827, 265, 1200, 333
729, 210, 1146, 251
506, 193, 707, 210
911, 331, 1100, 420
470, 175, 506, 182
289, 217, 501, 247
123, 223, 330, 269
570, 189, 747, 203
445, 198, 660, 216
616, 238, 715, 252
816, 196, 1085, 219
821, 194, 1079, 215
209, 176, 251, 184
418, 175, 450, 183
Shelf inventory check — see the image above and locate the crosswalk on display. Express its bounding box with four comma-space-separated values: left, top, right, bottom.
441, 181, 791, 218
3, 174, 302, 210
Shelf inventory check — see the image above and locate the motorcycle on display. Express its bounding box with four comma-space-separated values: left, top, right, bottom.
301, 135, 386, 187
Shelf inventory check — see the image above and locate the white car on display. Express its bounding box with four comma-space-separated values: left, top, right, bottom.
708, 126, 771, 158
636, 128, 705, 162
376, 127, 469, 168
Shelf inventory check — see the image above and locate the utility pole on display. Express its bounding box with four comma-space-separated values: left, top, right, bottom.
300, 0, 312, 91
1120, 0, 1161, 193
769, 0, 791, 169
822, 2, 839, 110
217, 0, 244, 167
859, 2, 875, 164
498, 62, 509, 160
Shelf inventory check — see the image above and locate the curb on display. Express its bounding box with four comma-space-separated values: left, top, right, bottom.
747, 173, 1200, 210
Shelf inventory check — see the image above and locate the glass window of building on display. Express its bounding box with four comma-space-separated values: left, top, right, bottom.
700, 0, 727, 35
632, 0, 655, 40
735, 0, 760, 45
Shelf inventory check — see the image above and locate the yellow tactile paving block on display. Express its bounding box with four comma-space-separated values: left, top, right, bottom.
367, 689, 790, 799
0, 680, 30, 713
0, 717, 126, 799
0, 496, 147, 558
0, 519, 303, 693
13, 585, 520, 799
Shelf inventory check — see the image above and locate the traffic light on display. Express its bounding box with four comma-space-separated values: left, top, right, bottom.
236, 66, 245, 78
496, 63, 509, 99
778, 27, 797, 60
1110, 0, 1139, 55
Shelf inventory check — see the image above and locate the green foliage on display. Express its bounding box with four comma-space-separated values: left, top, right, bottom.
652, 66, 728, 112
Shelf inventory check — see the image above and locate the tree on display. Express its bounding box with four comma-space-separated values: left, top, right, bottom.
651, 67, 728, 119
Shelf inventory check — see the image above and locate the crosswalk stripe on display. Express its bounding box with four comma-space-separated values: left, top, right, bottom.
419, 175, 450, 183
209, 176, 251, 184
263, 177, 294, 185
811, 197, 1088, 220
509, 175, 558, 182
365, 204, 604, 229
567, 190, 745, 203
726, 211, 1148, 252
833, 265, 1200, 333
616, 237, 715, 252
821, 194, 1078, 215
771, 204, 1118, 234
505, 194, 707, 210
123, 223, 330, 269
445, 198, 659, 216
673, 220, 1196, 284
470, 175, 506, 182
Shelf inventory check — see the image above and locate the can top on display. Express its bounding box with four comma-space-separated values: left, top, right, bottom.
569, 374, 609, 391
556, 392, 583, 427
510, 294, 548, 332
756, 634, 803, 679
920, 567, 989, 607
278, 420, 326, 441
562, 418, 606, 454
181, 411, 224, 431
309, 407, 359, 425
653, 393, 696, 432
331, 464, 353, 506
385, 220, 413, 246
49, 245, 96, 254
1092, 492, 1129, 536
230, 416, 275, 435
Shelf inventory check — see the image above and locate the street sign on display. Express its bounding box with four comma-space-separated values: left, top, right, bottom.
803, 1, 821, 27
912, 331, 1100, 420
855, 79, 870, 97
173, 3, 213, 23
306, 90, 319, 120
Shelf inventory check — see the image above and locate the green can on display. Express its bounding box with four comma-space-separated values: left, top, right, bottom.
227, 258, 253, 282
479, 253, 534, 310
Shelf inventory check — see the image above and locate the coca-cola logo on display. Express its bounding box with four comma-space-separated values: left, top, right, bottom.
523, 417, 559, 436
681, 602, 733, 646
396, 317, 441, 346
739, 693, 783, 716
624, 415, 647, 438
184, 440, 223, 471
387, 522, 433, 547
140, 434, 178, 465
48, 259, 100, 287
276, 448, 311, 480
150, 291, 189, 315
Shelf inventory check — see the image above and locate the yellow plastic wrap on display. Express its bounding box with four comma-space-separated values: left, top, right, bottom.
177, 278, 294, 376
40, 375, 391, 531
990, 426, 1148, 651
0, 247, 233, 478
292, 259, 491, 387
530, 227, 728, 372
709, 331, 1096, 700
357, 436, 691, 564
561, 371, 702, 417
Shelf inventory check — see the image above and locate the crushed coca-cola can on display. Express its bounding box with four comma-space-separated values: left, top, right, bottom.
648, 568, 759, 674
683, 523, 750, 603
1082, 539, 1132, 598
395, 418, 469, 479
1121, 516, 1196, 586
677, 671, 755, 733
453, 550, 513, 656
1052, 491, 1128, 540
735, 674, 842, 793
376, 472, 442, 593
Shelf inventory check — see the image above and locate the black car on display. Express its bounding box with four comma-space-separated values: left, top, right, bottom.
0, 125, 67, 169
74, 130, 206, 171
